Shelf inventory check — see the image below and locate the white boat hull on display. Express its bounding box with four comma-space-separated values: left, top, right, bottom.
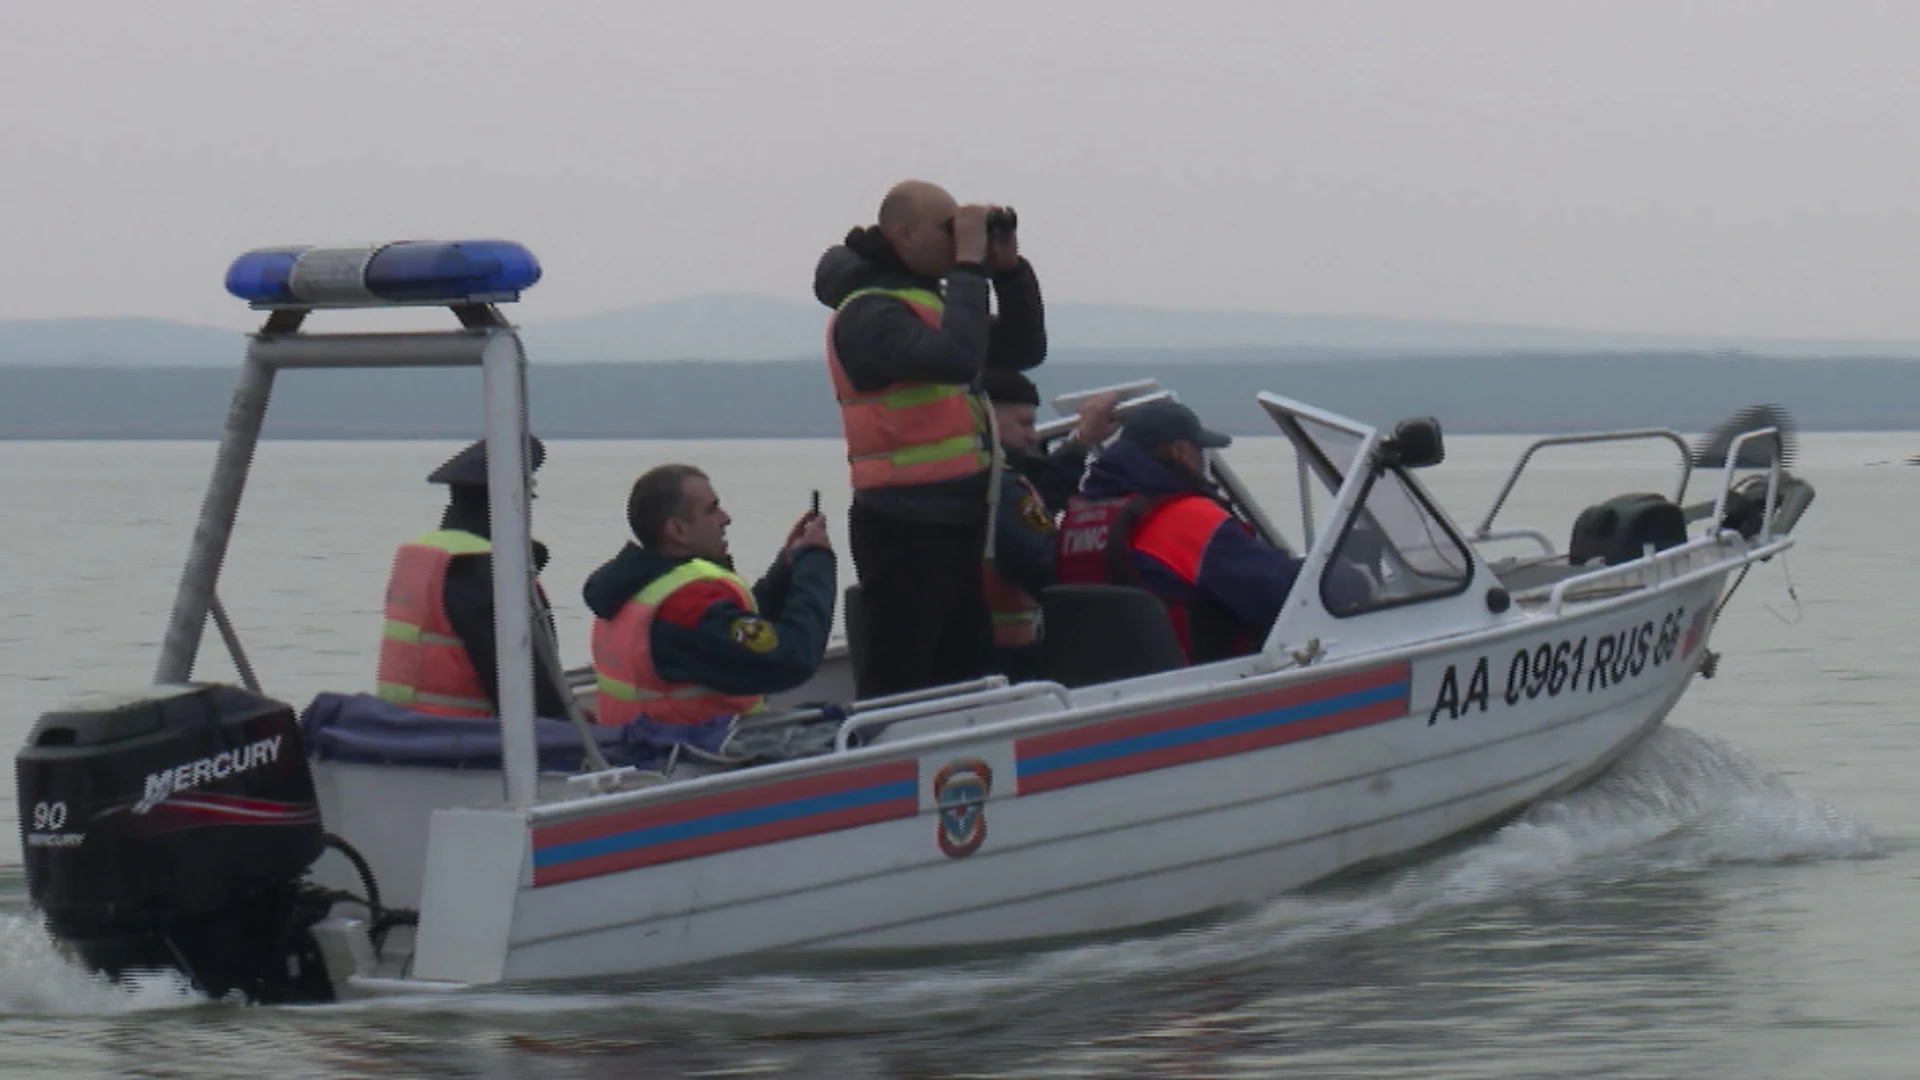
311, 573, 1723, 988
22, 289, 1812, 1008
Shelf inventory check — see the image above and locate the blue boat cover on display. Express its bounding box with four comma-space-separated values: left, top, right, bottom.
297, 691, 736, 772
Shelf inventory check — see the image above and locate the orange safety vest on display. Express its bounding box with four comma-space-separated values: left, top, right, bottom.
375, 529, 496, 718
824, 286, 994, 490
1054, 493, 1256, 663
589, 558, 768, 728
984, 473, 1047, 648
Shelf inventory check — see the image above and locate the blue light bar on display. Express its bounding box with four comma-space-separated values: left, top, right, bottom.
224, 240, 542, 308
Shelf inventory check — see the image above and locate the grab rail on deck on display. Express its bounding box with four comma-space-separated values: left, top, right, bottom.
834, 681, 1074, 752
1470, 527, 1559, 558
1476, 429, 1693, 539
1713, 427, 1784, 544
1540, 531, 1760, 615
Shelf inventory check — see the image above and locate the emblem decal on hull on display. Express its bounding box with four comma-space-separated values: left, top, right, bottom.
932, 759, 993, 859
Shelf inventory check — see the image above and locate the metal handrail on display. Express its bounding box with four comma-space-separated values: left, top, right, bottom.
1295, 451, 1316, 548
1542, 531, 1737, 614
208, 592, 260, 694
153, 307, 559, 810
1712, 427, 1783, 544
1034, 389, 1173, 442
833, 681, 1072, 752
1470, 527, 1559, 558
848, 677, 1009, 712
1042, 379, 1165, 432
1475, 429, 1693, 538
726, 677, 1011, 736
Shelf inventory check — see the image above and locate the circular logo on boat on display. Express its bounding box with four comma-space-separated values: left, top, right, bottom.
932, 759, 993, 859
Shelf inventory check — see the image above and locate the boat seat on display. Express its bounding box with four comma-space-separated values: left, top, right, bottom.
1039, 584, 1186, 689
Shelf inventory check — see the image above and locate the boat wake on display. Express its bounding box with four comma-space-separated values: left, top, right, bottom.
0, 723, 1878, 1023
0, 913, 202, 1017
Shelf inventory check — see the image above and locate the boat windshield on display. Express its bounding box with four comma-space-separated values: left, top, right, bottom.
1288, 413, 1363, 491
1322, 466, 1476, 616
1254, 394, 1371, 548
1255, 393, 1475, 617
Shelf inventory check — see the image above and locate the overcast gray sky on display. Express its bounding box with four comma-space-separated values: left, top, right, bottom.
5, 1, 1919, 338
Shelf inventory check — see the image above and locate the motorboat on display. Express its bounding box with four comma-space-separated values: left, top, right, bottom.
13, 239, 1816, 1004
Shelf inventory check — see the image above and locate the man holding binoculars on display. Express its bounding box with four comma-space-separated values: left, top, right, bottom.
812, 179, 1049, 699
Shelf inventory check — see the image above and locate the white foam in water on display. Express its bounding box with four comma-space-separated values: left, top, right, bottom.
0, 914, 205, 1016
0, 724, 1877, 1024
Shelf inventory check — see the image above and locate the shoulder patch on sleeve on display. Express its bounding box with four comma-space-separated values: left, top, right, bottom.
1018, 490, 1054, 534
728, 615, 778, 654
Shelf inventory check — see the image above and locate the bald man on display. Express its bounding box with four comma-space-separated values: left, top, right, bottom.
812, 179, 1048, 698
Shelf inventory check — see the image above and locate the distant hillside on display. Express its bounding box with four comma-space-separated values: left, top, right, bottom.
12, 294, 1920, 366
517, 295, 825, 363
520, 297, 1920, 362
0, 317, 239, 367
985, 305, 1920, 358
3, 350, 1918, 439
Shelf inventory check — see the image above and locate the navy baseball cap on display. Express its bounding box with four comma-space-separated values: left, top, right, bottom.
1118, 400, 1232, 451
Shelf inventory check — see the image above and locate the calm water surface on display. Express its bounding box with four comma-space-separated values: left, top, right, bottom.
0, 434, 1911, 1079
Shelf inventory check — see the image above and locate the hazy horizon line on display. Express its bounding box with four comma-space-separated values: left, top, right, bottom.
7, 292, 1920, 350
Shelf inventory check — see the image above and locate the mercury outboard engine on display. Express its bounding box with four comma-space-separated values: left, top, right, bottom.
16, 683, 338, 1004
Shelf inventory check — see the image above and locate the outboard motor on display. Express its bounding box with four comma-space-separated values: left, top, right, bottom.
16, 683, 337, 1004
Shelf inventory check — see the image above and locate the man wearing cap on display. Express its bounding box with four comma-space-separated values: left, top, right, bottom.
1054, 401, 1370, 664
375, 437, 573, 721
980, 370, 1118, 512
978, 371, 1118, 678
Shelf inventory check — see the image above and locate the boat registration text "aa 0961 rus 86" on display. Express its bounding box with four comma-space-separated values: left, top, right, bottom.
1416, 596, 1713, 727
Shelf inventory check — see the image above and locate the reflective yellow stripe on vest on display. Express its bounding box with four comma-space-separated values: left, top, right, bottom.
377, 528, 497, 713
834, 286, 993, 473
375, 683, 496, 712
838, 285, 945, 314
591, 679, 725, 703
379, 529, 492, 653
410, 528, 494, 555
380, 619, 464, 648
593, 559, 768, 713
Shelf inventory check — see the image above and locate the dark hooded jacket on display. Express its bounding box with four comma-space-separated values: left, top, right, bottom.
812, 227, 1048, 525
1077, 441, 1370, 642
581, 540, 837, 696
437, 493, 573, 719
1012, 441, 1091, 513
990, 469, 1058, 600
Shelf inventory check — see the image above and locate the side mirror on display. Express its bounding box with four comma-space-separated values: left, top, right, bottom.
1376, 417, 1444, 470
